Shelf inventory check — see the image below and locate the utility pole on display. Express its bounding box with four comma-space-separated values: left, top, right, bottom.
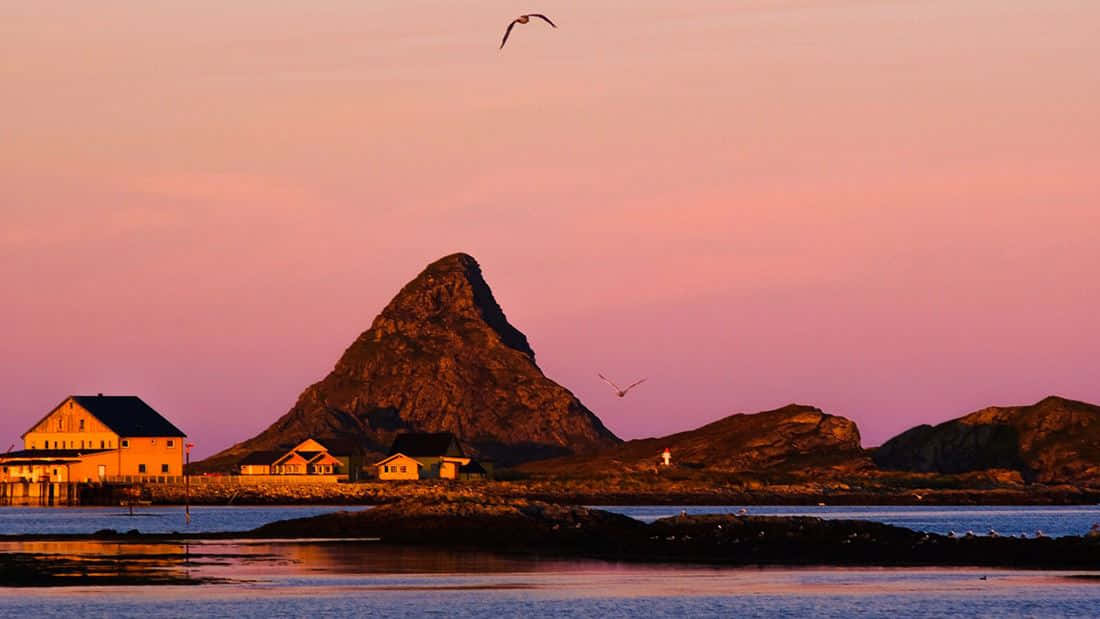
185, 442, 194, 526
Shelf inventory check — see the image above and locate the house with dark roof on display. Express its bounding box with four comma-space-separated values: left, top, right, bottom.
237, 438, 362, 481
0, 394, 187, 484
375, 432, 490, 481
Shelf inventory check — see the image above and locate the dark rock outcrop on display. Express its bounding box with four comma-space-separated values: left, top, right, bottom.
520, 404, 868, 477
873, 396, 1100, 483
250, 499, 1100, 569
198, 253, 619, 470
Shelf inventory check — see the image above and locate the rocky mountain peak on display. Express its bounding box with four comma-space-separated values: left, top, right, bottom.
365, 253, 534, 360
197, 253, 619, 471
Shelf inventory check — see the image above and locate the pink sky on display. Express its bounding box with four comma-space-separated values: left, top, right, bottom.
3, 0, 1098, 459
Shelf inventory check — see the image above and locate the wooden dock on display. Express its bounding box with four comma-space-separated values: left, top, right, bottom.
1, 480, 145, 506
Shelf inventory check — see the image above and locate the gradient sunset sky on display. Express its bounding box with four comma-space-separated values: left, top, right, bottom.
3, 0, 1098, 458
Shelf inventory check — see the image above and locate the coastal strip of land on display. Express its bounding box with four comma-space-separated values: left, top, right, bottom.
142, 477, 1100, 507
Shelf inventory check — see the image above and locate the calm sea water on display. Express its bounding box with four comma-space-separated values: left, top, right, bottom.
2, 504, 1098, 538
0, 541, 1098, 617
604, 505, 1100, 538
1, 508, 1099, 616
0, 505, 363, 535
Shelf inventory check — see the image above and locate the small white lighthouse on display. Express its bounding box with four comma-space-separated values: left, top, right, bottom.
661, 447, 672, 467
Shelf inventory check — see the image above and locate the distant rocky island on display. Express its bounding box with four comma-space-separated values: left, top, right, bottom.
874, 395, 1100, 483
519, 404, 867, 477
193, 253, 1100, 498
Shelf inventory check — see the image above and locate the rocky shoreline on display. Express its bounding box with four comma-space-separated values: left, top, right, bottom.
144, 478, 1100, 506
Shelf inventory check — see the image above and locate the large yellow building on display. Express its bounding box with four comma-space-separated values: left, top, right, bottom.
0, 394, 187, 484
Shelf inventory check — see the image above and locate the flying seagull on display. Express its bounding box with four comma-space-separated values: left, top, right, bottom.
598, 373, 646, 398
500, 14, 557, 49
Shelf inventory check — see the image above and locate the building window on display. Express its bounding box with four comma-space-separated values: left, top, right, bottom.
100, 440, 105, 449
30, 443, 35, 450
81, 440, 85, 449
167, 440, 175, 448
151, 439, 156, 445
121, 440, 130, 448
79, 419, 85, 431
2, 467, 7, 473
399, 465, 407, 473
138, 464, 146, 473
161, 464, 169, 474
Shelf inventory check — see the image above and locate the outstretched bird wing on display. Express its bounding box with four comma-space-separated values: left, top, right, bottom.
598, 373, 623, 392
500, 20, 518, 49
623, 378, 647, 393
528, 14, 558, 28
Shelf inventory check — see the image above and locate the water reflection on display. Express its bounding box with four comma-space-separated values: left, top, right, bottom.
287, 542, 606, 575
0, 539, 206, 586
3, 538, 1100, 619
6, 537, 1100, 593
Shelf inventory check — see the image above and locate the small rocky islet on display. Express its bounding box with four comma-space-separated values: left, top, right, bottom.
250, 498, 1100, 570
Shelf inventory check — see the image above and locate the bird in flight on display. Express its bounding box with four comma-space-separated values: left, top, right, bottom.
598, 373, 647, 398
500, 14, 557, 49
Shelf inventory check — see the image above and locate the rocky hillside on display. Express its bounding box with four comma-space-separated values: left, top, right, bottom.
197, 253, 619, 471
521, 404, 868, 477
873, 396, 1100, 483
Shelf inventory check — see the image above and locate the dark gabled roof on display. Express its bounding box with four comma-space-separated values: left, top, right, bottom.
71, 396, 186, 438
388, 432, 463, 457
314, 437, 365, 457
0, 449, 112, 460
238, 451, 285, 466
458, 461, 486, 475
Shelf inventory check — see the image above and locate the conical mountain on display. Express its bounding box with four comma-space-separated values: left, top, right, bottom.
198, 253, 619, 471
